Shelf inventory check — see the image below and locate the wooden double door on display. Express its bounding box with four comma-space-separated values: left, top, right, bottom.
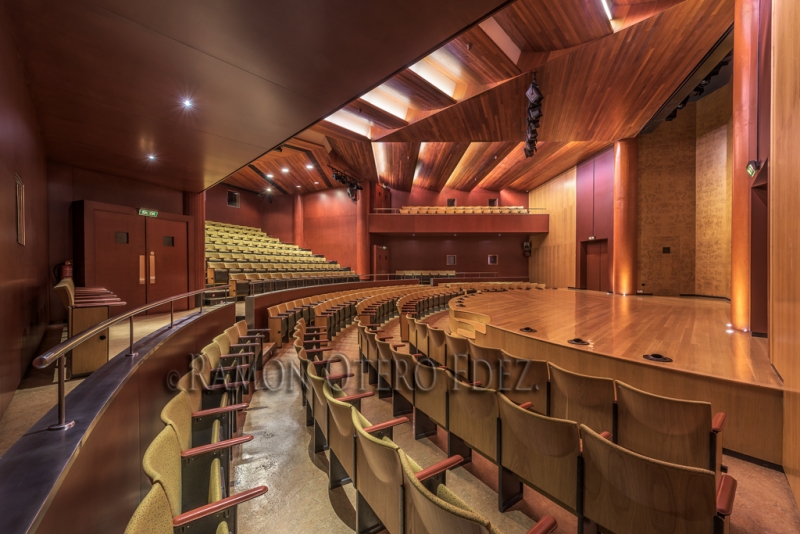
583, 239, 610, 293
76, 201, 191, 315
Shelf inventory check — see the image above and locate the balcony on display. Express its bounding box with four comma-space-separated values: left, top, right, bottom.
369, 207, 549, 235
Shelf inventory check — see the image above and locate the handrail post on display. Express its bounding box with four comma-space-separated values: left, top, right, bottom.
48, 355, 75, 431
170, 301, 174, 329
125, 316, 138, 357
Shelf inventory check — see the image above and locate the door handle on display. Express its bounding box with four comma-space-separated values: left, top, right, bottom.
149, 252, 156, 284
139, 255, 145, 285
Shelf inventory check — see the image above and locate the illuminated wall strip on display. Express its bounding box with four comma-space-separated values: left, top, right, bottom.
408, 60, 457, 98
325, 109, 371, 138
478, 17, 521, 64
361, 89, 408, 120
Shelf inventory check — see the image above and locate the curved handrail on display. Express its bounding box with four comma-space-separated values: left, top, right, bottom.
34, 285, 229, 431
34, 287, 227, 369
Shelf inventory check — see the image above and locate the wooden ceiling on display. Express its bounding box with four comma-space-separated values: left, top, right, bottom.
5, 0, 513, 193
226, 0, 733, 195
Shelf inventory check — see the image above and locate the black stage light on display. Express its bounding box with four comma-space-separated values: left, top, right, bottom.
526, 81, 542, 104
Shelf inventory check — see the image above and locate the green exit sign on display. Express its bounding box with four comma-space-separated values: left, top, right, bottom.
746, 163, 756, 177
138, 208, 159, 217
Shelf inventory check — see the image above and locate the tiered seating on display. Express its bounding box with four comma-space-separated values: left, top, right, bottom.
289, 286, 558, 534
124, 319, 274, 534
396, 270, 457, 280
204, 221, 358, 295
386, 315, 738, 532
398, 206, 531, 215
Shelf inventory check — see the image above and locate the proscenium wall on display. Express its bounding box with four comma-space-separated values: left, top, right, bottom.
528, 168, 576, 288
637, 103, 698, 296
0, 5, 50, 419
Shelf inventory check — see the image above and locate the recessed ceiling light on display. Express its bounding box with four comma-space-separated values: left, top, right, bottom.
266, 188, 272, 193
183, 99, 193, 108
314, 181, 319, 185
725, 329, 734, 334
296, 185, 301, 188
282, 168, 289, 173
148, 155, 156, 161
266, 173, 273, 178
306, 164, 313, 169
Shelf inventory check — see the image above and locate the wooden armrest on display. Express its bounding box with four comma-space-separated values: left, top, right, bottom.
230, 342, 258, 349
599, 431, 613, 441
518, 402, 534, 411
203, 381, 248, 391
716, 474, 737, 516
415, 455, 464, 482
368, 329, 385, 333
306, 347, 333, 354
248, 328, 271, 333
193, 403, 249, 418
338, 391, 375, 403
220, 352, 255, 359
364, 417, 409, 434
311, 357, 342, 367
305, 326, 327, 331
391, 343, 406, 349
302, 340, 328, 346
172, 486, 268, 527
712, 412, 727, 433
326, 373, 354, 381
466, 381, 482, 388
181, 435, 254, 458
239, 334, 263, 340
276, 313, 291, 317
377, 336, 393, 341
361, 324, 380, 327
526, 516, 558, 534
216, 364, 250, 373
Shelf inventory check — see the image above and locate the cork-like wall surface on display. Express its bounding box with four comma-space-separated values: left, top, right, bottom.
695, 84, 733, 298
637, 104, 697, 296
528, 167, 576, 288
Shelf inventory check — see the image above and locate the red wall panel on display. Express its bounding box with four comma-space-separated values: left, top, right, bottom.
205, 183, 268, 229
262, 194, 294, 243
369, 214, 549, 234
575, 148, 615, 289
0, 7, 50, 420
380, 235, 529, 277
303, 188, 358, 270
390, 186, 528, 208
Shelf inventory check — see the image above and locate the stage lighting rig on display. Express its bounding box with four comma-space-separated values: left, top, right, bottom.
524, 74, 543, 158
329, 166, 363, 203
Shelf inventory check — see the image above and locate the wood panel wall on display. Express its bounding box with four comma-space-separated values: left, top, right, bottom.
771, 0, 800, 505
528, 167, 576, 288
303, 188, 358, 270
205, 183, 268, 229
261, 194, 294, 244
695, 84, 733, 298
637, 104, 698, 296
390, 186, 528, 208
0, 5, 50, 421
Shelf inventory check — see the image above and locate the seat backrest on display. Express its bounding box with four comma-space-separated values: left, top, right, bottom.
498, 350, 549, 413
497, 393, 579, 511
214, 333, 231, 354
324, 382, 366, 483
446, 374, 498, 461
177, 370, 203, 413
160, 391, 194, 451
415, 320, 429, 356
399, 450, 491, 534
615, 381, 712, 471
352, 408, 404, 534
142, 426, 183, 516
548, 363, 615, 433
467, 341, 501, 390
427, 326, 447, 364
202, 342, 222, 368
414, 364, 449, 427
123, 482, 174, 534
581, 425, 717, 534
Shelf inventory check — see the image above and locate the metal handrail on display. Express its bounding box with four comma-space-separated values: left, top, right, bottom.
34, 286, 230, 431
371, 207, 546, 214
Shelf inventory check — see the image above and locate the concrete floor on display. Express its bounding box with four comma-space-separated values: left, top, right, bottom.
233, 312, 800, 533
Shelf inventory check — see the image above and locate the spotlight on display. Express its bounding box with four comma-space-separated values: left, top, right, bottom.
266, 187, 272, 192
282, 168, 289, 173
183, 99, 193, 108
523, 75, 543, 159
296, 185, 301, 188
266, 173, 273, 178
148, 154, 156, 161
314, 181, 319, 185
306, 164, 313, 169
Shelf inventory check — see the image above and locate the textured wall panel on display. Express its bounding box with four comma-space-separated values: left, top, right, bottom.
528, 167, 576, 288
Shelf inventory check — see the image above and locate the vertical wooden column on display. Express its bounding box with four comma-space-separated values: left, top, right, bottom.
356, 187, 371, 276
731, 0, 759, 330
612, 139, 638, 295
293, 193, 304, 248
183, 191, 206, 292
771, 0, 800, 507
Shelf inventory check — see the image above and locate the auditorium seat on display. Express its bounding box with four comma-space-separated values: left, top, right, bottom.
351, 408, 462, 534
615, 381, 727, 482
306, 360, 361, 453
548, 363, 615, 434
399, 449, 558, 534
413, 362, 449, 439
444, 331, 470, 380
581, 425, 737, 534
446, 372, 496, 465
142, 426, 265, 528
427, 325, 447, 365
498, 350, 549, 412
466, 341, 502, 391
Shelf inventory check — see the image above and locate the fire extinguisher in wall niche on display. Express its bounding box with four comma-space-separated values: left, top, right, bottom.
53, 260, 73, 281
522, 241, 532, 258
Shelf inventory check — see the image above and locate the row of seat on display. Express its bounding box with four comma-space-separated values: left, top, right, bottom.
398, 206, 531, 215
124, 319, 276, 534
346, 306, 739, 533
293, 312, 559, 534
228, 271, 360, 297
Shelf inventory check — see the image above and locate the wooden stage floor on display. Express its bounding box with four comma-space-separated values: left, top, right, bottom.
452, 288, 782, 388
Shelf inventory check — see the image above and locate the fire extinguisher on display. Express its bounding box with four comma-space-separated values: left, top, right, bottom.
53, 260, 73, 281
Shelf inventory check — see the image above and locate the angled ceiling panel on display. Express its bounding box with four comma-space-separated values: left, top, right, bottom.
444, 141, 518, 191
414, 142, 472, 190
427, 26, 521, 86
327, 137, 379, 183
373, 143, 422, 191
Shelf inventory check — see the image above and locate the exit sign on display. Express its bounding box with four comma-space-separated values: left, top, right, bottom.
746, 163, 756, 177
138, 208, 159, 217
